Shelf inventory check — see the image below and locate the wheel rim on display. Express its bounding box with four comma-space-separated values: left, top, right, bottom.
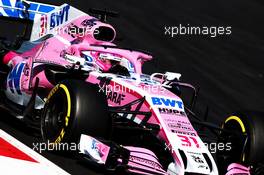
42, 89, 68, 142
217, 116, 249, 167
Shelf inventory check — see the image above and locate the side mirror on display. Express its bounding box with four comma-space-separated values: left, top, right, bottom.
165, 72, 181, 81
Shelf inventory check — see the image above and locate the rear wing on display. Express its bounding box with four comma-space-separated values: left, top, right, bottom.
0, 0, 87, 41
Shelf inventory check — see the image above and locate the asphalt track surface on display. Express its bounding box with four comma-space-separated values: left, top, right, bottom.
0, 0, 264, 174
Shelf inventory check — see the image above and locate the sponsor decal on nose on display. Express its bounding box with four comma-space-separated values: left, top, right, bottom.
151, 97, 183, 109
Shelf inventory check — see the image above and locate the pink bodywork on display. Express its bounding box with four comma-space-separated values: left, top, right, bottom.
124, 146, 167, 175
225, 163, 250, 175
3, 8, 249, 175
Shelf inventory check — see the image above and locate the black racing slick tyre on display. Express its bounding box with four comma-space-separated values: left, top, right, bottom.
41, 80, 111, 145
217, 111, 264, 172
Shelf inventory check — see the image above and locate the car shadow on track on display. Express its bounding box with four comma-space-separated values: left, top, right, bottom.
0, 110, 41, 137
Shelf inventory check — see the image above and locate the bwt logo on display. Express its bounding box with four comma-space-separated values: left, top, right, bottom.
50, 5, 70, 29
0, 0, 55, 20
152, 97, 183, 109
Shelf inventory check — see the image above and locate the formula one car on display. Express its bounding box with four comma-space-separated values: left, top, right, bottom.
0, 0, 262, 174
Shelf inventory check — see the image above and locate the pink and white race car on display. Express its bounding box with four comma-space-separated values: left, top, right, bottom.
0, 0, 262, 174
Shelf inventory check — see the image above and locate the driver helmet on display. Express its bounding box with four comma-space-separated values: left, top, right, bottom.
82, 51, 135, 73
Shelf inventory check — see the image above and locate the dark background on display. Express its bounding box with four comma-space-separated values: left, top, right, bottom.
0, 0, 263, 174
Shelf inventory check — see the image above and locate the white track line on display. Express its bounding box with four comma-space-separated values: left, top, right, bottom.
0, 129, 70, 175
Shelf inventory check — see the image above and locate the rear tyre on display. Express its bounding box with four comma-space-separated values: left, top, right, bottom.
41, 80, 111, 146
217, 111, 264, 173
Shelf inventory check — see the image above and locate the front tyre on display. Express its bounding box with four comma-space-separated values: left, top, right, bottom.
41, 80, 111, 145
217, 111, 264, 173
